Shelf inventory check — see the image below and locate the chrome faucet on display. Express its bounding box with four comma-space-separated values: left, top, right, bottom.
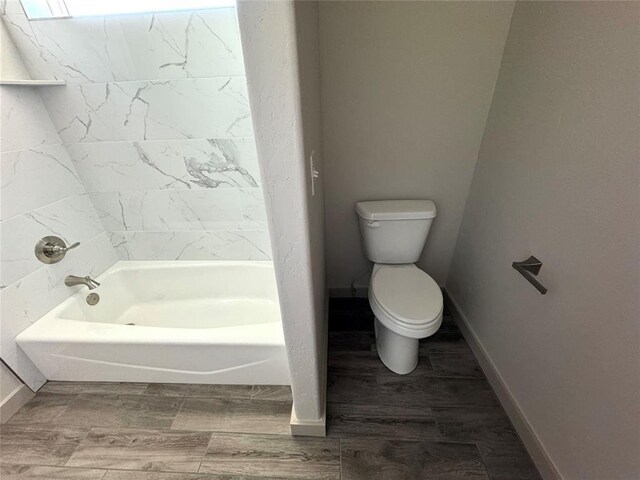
64, 275, 100, 290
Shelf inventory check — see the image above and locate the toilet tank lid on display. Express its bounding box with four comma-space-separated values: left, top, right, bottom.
355, 200, 437, 221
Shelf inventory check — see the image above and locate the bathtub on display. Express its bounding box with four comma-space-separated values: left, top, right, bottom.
16, 261, 290, 385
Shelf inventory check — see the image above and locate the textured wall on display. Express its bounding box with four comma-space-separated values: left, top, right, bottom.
0, 85, 117, 390
319, 1, 514, 291
447, 3, 640, 478
238, 0, 326, 426
3, 7, 271, 261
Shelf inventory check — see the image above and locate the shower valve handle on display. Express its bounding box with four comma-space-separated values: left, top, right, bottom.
35, 236, 80, 264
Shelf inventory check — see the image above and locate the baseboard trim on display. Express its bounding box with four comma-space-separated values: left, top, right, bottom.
288, 291, 329, 438
445, 290, 563, 480
290, 407, 326, 437
0, 383, 34, 424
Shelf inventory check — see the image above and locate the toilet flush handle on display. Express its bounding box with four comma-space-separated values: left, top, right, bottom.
367, 220, 381, 228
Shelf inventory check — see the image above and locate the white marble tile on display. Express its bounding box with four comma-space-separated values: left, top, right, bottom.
0, 232, 117, 390
67, 141, 190, 192
1, 0, 24, 15
1, 144, 85, 220
238, 188, 269, 230
89, 191, 144, 231
90, 189, 244, 232
39, 77, 252, 143
180, 138, 261, 188
2, 8, 244, 83
0, 194, 105, 288
109, 230, 271, 261
66, 137, 260, 192
0, 85, 60, 152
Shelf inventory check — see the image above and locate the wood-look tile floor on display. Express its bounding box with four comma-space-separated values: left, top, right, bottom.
0, 297, 542, 479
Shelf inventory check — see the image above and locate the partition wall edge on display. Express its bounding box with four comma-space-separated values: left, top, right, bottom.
236, 0, 327, 435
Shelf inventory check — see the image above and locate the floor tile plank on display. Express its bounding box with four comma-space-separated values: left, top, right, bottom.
328, 373, 499, 407
54, 394, 183, 429
251, 385, 293, 401
328, 332, 376, 352
40, 382, 148, 396
143, 384, 253, 399
0, 464, 106, 479
432, 406, 520, 444
7, 393, 76, 424
328, 351, 434, 377
419, 333, 474, 355
477, 442, 542, 480
172, 398, 291, 435
103, 472, 215, 480
199, 433, 340, 479
427, 353, 484, 378
341, 438, 490, 480
327, 402, 441, 440
0, 424, 89, 467
66, 428, 211, 473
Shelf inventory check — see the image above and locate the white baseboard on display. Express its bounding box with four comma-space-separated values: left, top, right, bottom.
446, 290, 562, 480
288, 291, 329, 438
290, 407, 326, 437
0, 383, 34, 424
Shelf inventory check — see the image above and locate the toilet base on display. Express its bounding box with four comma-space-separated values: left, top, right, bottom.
375, 318, 419, 374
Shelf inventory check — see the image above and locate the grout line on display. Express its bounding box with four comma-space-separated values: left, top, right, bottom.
62, 426, 93, 468
0, 191, 94, 224
62, 137, 257, 147
195, 430, 214, 474
338, 437, 343, 480
34, 75, 249, 87
0, 142, 67, 155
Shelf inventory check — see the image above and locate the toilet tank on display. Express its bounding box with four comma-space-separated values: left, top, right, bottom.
355, 200, 437, 264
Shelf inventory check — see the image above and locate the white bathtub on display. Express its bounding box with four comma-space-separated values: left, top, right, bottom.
16, 261, 290, 385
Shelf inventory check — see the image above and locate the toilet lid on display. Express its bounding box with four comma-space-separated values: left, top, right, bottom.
371, 265, 443, 325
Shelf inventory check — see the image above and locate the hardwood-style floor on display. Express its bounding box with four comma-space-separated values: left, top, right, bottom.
1, 297, 541, 479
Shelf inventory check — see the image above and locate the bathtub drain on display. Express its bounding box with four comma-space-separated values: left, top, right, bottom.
126, 323, 135, 326
86, 293, 99, 306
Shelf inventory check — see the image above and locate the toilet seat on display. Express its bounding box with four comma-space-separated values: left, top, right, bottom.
369, 264, 443, 339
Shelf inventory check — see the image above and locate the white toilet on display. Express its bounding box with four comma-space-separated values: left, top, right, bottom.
355, 200, 443, 374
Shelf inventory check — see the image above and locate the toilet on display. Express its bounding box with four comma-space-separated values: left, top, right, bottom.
355, 200, 443, 374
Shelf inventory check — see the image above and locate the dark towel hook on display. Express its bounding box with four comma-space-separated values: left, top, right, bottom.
512, 256, 548, 295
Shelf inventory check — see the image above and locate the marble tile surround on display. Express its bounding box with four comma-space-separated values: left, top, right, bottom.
2, 8, 245, 83
66, 138, 261, 192
2, 6, 272, 263
0, 86, 118, 391
39, 78, 253, 144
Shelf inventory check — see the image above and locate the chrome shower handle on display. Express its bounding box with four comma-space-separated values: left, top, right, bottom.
35, 236, 80, 264
43, 241, 80, 255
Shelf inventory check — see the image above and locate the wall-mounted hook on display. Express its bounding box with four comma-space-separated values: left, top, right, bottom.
512, 255, 548, 295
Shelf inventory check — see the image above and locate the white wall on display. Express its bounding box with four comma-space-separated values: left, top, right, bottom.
0, 83, 117, 390
3, 7, 271, 261
447, 2, 640, 479
320, 1, 514, 291
237, 0, 327, 431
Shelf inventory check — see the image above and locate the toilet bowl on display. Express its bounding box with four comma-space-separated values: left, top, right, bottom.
355, 199, 443, 374
369, 264, 443, 374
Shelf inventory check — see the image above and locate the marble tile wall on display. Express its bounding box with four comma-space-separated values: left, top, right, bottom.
2, 6, 271, 261
0, 85, 118, 391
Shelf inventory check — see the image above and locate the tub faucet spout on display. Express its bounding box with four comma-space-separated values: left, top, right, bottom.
65, 275, 100, 290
